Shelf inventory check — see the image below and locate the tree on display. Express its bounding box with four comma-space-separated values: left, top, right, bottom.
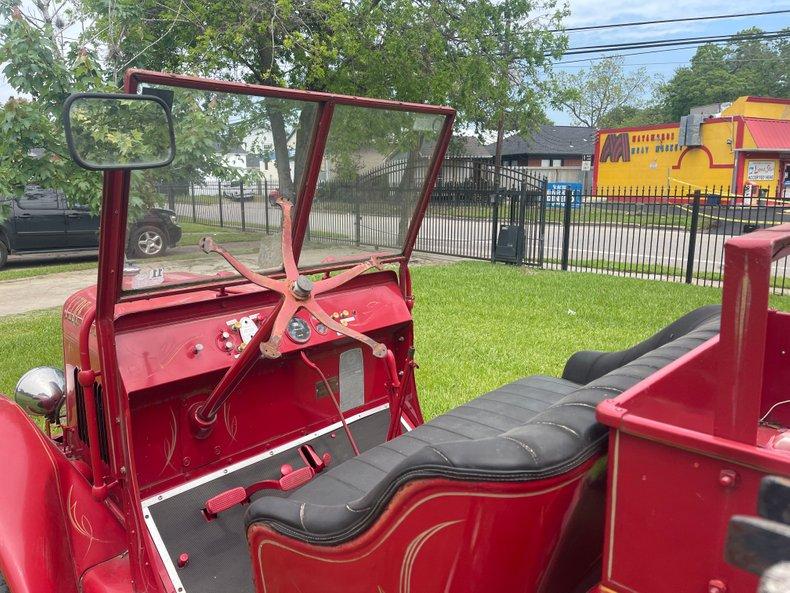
0, 1, 246, 218
553, 57, 648, 128
657, 28, 789, 120
80, 0, 567, 180
0, 4, 105, 207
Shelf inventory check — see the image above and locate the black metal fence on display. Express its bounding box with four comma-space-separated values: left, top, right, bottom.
544, 186, 789, 293
161, 169, 789, 295
164, 179, 283, 234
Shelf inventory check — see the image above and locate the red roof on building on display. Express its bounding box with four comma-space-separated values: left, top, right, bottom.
744, 118, 790, 151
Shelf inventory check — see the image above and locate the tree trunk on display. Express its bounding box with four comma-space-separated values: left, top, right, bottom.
268, 109, 295, 200
293, 108, 316, 197
494, 109, 505, 189
396, 136, 424, 245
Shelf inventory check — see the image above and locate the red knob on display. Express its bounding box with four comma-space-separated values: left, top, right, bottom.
177, 553, 189, 569
280, 463, 293, 476
718, 469, 738, 488
708, 579, 726, 593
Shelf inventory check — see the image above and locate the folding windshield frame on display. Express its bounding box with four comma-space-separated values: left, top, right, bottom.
107, 69, 455, 304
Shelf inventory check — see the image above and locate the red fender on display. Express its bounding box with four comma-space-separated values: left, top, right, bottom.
0, 397, 127, 593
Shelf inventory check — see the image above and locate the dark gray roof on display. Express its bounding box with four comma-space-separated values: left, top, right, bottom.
418, 135, 492, 159
487, 125, 596, 157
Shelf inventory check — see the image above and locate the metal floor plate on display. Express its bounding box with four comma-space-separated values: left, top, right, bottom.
144, 406, 390, 593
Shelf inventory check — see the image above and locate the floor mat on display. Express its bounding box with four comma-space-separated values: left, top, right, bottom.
144, 407, 390, 593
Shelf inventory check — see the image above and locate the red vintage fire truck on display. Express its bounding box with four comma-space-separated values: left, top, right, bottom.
0, 71, 788, 593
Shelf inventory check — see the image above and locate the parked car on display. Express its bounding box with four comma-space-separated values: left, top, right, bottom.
222, 180, 254, 201
0, 186, 182, 269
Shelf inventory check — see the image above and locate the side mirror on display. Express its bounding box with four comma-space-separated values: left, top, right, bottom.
63, 93, 176, 171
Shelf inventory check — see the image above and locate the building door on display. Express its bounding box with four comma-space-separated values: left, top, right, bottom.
781, 160, 790, 199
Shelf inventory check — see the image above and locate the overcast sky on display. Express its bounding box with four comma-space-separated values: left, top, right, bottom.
1, 0, 788, 122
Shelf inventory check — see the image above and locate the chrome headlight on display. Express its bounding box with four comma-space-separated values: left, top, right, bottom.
14, 367, 66, 418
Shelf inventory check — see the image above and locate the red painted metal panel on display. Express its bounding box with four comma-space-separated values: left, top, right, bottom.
0, 398, 128, 593
248, 459, 605, 593
602, 433, 761, 593
598, 224, 790, 593
81, 555, 135, 593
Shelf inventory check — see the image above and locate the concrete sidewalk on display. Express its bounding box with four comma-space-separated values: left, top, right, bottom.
0, 269, 98, 316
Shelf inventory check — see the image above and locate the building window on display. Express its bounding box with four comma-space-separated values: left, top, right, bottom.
551, 158, 563, 167
540, 158, 550, 167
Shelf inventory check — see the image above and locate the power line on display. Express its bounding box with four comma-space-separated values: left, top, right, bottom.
559, 30, 789, 57
553, 9, 790, 33
554, 54, 789, 69
555, 56, 788, 69
564, 30, 788, 54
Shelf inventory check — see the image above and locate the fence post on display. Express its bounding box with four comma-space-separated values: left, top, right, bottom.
240, 179, 246, 232
354, 195, 361, 246
264, 178, 270, 234
560, 187, 573, 271
537, 179, 548, 267
190, 182, 197, 222
218, 180, 224, 228
490, 190, 500, 262
685, 190, 701, 284
168, 185, 175, 211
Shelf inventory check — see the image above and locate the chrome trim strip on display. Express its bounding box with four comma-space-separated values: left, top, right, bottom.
606, 429, 620, 580
142, 507, 186, 592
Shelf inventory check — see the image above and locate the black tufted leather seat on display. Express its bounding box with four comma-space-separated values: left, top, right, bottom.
246, 306, 721, 544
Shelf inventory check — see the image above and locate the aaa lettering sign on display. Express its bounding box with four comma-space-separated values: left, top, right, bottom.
599, 133, 630, 163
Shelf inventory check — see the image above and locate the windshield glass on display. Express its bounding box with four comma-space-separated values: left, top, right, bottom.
121, 81, 450, 295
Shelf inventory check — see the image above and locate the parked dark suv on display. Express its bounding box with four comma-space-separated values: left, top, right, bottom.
0, 186, 182, 269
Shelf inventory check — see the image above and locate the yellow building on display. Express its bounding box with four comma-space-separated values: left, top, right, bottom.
594, 96, 790, 198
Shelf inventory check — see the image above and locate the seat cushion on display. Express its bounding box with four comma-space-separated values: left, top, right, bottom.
286, 375, 578, 506
246, 308, 721, 545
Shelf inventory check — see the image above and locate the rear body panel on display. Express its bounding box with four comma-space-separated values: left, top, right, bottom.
247, 459, 605, 593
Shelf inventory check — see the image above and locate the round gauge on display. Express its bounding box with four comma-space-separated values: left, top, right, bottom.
314, 322, 328, 335
286, 316, 311, 344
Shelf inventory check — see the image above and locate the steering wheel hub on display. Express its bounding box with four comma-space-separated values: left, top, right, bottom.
292, 275, 313, 300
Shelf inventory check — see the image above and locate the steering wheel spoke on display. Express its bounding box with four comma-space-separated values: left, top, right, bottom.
199, 236, 284, 293
312, 257, 382, 296
306, 301, 387, 358
277, 197, 299, 280
260, 299, 300, 359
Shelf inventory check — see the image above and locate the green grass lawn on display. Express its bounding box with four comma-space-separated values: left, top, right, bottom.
0, 259, 98, 282
179, 222, 261, 245
1, 263, 788, 421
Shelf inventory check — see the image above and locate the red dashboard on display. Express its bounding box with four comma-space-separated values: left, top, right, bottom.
63, 271, 415, 496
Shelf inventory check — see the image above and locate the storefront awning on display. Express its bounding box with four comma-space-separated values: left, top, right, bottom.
743, 118, 790, 152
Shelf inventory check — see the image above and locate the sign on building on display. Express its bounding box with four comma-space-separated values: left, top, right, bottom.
581, 155, 592, 171
747, 160, 775, 181
546, 182, 582, 208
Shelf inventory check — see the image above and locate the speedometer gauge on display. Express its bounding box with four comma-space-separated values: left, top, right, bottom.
286, 317, 311, 344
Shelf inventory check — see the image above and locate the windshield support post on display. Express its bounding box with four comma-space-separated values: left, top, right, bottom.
292, 101, 335, 263
401, 112, 455, 260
